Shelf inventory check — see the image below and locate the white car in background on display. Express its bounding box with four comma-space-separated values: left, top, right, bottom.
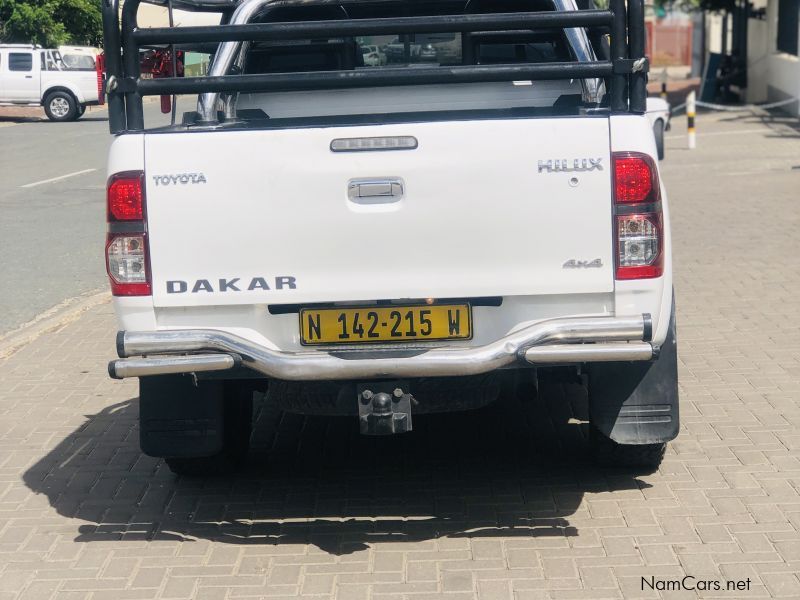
646, 95, 671, 160
0, 44, 102, 121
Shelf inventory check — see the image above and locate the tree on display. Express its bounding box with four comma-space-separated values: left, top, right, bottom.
0, 0, 101, 48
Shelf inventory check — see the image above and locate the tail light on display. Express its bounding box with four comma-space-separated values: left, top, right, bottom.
106, 171, 151, 296
613, 152, 663, 280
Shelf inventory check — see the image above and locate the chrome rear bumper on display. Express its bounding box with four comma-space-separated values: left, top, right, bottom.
109, 314, 655, 380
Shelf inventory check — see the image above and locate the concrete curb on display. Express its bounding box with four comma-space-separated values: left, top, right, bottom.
0, 289, 111, 359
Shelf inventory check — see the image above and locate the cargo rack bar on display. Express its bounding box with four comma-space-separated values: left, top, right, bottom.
101, 0, 647, 134
134, 11, 616, 44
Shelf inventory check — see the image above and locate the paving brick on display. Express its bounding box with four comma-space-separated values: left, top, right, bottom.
301, 573, 335, 595
476, 579, 511, 600
442, 570, 474, 592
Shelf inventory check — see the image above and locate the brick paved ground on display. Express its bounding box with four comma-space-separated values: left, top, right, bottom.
1, 110, 800, 599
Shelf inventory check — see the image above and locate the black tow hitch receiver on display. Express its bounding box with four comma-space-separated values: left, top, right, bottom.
357, 381, 413, 435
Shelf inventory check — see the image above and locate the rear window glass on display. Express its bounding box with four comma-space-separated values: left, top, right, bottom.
361, 33, 462, 67
245, 32, 571, 74
9, 52, 33, 72
61, 54, 95, 70
475, 38, 570, 64
241, 0, 572, 76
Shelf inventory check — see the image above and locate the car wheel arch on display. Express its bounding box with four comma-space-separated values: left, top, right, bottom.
42, 86, 82, 105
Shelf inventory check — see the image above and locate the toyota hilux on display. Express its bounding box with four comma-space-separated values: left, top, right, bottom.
102, 0, 678, 475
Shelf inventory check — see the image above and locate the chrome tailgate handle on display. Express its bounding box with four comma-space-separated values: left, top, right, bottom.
348, 178, 404, 202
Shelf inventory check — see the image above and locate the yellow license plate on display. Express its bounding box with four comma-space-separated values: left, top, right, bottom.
300, 304, 472, 345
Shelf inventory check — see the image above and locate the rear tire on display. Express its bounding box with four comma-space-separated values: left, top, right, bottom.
654, 119, 665, 160
77, 105, 86, 118
590, 426, 666, 468
43, 91, 78, 122
165, 382, 253, 476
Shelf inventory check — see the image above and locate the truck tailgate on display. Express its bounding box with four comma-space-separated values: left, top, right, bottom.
144, 117, 613, 307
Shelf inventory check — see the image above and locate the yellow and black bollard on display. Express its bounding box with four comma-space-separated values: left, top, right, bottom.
687, 90, 696, 149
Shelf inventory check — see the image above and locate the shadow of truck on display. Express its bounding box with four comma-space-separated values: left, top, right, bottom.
22, 378, 652, 555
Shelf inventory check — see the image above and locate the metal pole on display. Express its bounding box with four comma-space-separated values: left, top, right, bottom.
138, 62, 615, 96
627, 0, 646, 114
168, 0, 177, 125
687, 90, 696, 149
609, 0, 628, 112
101, 0, 125, 133
135, 11, 616, 44
121, 0, 144, 131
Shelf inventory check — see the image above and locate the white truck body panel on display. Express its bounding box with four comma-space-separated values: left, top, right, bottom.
144, 116, 615, 309
109, 112, 672, 353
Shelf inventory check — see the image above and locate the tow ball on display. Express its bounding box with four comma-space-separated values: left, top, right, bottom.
357, 382, 413, 435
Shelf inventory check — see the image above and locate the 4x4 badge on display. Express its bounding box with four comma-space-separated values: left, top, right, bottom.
563, 258, 603, 269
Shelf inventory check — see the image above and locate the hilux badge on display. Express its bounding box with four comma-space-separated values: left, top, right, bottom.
538, 158, 602, 173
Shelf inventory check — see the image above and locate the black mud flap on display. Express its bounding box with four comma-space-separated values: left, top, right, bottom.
589, 297, 679, 444
139, 375, 225, 458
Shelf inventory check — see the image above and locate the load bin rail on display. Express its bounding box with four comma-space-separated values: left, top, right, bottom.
101, 0, 648, 133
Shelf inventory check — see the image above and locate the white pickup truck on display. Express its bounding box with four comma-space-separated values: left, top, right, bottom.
0, 44, 103, 121
103, 0, 678, 475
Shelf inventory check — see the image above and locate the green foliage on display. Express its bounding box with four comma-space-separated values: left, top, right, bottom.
656, 0, 736, 13
0, 0, 101, 48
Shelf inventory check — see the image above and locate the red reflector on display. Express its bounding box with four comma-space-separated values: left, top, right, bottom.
107, 172, 144, 221
613, 153, 657, 203
616, 264, 663, 280
96, 53, 105, 105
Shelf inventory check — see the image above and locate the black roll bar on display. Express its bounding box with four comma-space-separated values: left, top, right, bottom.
140, 61, 614, 95
608, 0, 628, 113
102, 0, 648, 133
134, 11, 615, 45
101, 0, 126, 133
626, 0, 647, 113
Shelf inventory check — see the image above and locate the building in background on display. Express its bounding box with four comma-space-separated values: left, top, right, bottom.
134, 2, 221, 28
745, 0, 799, 114
646, 6, 694, 68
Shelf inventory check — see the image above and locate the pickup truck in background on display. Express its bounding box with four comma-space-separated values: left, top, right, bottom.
0, 44, 103, 121
103, 0, 678, 476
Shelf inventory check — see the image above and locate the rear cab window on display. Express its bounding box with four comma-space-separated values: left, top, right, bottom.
234, 1, 584, 126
